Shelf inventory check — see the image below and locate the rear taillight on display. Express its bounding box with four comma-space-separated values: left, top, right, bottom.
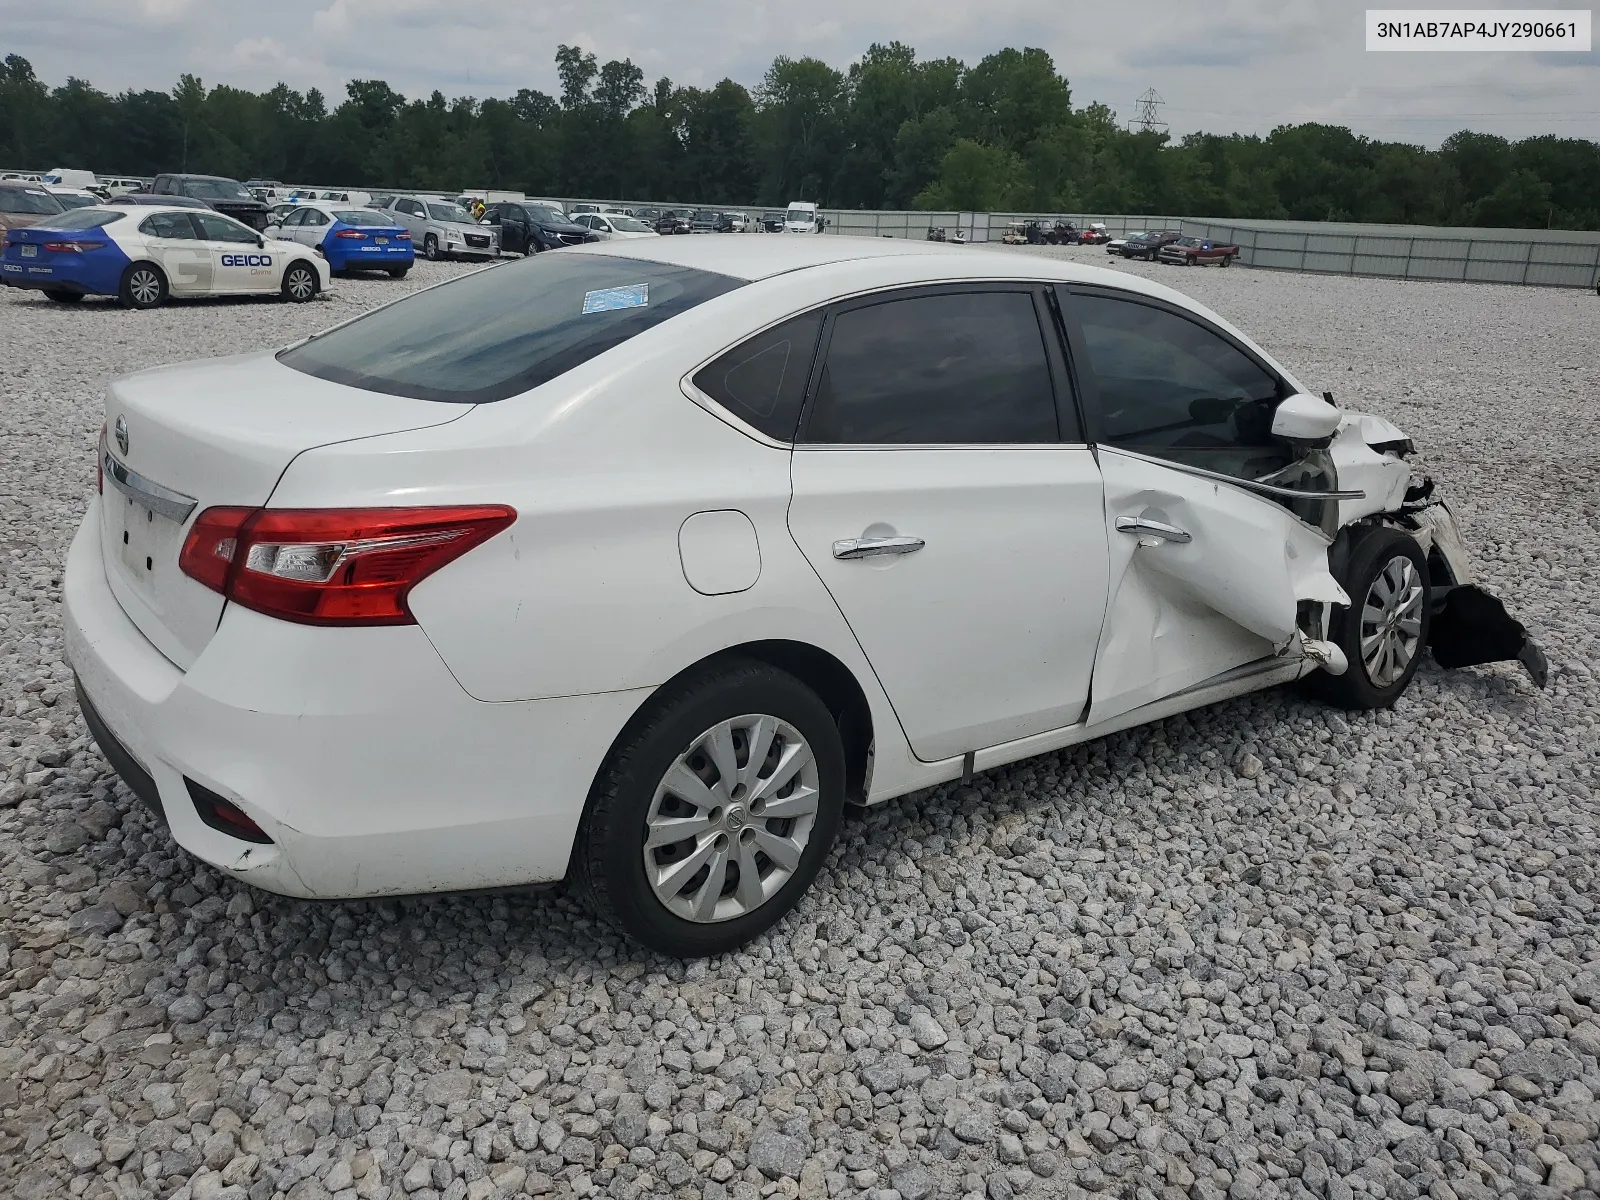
395, 231, 411, 240
43, 241, 104, 253
335, 229, 367, 239
179, 505, 515, 626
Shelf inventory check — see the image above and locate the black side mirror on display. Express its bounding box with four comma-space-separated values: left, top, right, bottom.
256, 235, 265, 248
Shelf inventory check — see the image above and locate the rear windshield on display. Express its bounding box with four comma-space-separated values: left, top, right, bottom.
0, 187, 65, 215
334, 209, 391, 225
181, 178, 252, 201
37, 209, 120, 230
279, 252, 743, 404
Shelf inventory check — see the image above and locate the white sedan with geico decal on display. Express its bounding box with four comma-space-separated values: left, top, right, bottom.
65, 236, 1545, 957
0, 204, 329, 307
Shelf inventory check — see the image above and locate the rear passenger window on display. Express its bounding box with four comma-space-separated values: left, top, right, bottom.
141, 212, 198, 240
803, 291, 1058, 445
693, 312, 823, 442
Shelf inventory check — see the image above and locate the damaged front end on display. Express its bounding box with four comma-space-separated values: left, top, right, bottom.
1323, 407, 1548, 689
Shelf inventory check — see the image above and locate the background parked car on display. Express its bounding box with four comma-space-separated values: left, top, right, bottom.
2, 204, 328, 307
481, 201, 596, 255
690, 210, 722, 233
151, 174, 270, 230
1157, 235, 1241, 267
45, 187, 102, 210
1105, 231, 1145, 254
43, 168, 98, 191
571, 213, 658, 240
761, 211, 785, 232
1119, 230, 1182, 260
0, 180, 66, 238
378, 195, 499, 260
267, 203, 413, 277
655, 208, 694, 235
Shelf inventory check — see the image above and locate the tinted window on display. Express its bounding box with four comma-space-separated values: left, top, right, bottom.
280, 252, 742, 404
182, 178, 252, 200
140, 212, 199, 239
694, 312, 823, 442
194, 212, 258, 242
527, 206, 566, 224
0, 187, 64, 215
803, 291, 1058, 445
333, 209, 389, 225
36, 209, 119, 230
1065, 291, 1287, 475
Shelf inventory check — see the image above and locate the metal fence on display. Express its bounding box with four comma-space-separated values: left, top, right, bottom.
801, 208, 1600, 291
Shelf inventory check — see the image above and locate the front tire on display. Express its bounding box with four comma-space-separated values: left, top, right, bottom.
44, 289, 83, 303
423, 235, 440, 261
1314, 527, 1431, 709
118, 263, 167, 309
575, 660, 845, 957
282, 262, 318, 302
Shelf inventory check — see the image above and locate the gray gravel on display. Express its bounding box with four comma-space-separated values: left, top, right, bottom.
2, 251, 1598, 1200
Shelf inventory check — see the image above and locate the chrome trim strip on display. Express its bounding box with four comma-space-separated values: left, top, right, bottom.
1105, 446, 1365, 501
102, 453, 197, 523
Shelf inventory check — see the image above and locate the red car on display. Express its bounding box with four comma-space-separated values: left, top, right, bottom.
1077, 224, 1111, 245
1157, 235, 1241, 266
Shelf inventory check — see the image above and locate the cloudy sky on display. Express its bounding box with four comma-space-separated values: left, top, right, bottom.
3, 0, 1596, 146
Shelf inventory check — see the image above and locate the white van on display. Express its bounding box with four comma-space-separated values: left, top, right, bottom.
784, 201, 823, 234
43, 168, 98, 190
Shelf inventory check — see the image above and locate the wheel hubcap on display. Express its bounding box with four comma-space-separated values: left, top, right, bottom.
289, 271, 312, 298
131, 272, 158, 303
1360, 554, 1425, 687
644, 714, 819, 924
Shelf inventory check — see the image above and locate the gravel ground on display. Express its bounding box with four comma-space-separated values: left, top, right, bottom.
1, 251, 1597, 1200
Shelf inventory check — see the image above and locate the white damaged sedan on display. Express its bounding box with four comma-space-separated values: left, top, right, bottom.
64, 236, 1544, 956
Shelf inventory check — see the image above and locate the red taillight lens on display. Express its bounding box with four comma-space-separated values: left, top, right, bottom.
395, 231, 411, 240
43, 240, 104, 253
335, 229, 367, 239
179, 506, 515, 626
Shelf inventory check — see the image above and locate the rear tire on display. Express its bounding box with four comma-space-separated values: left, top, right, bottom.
118, 263, 167, 309
1220, 254, 1232, 267
1310, 527, 1431, 710
575, 660, 845, 957
282, 262, 318, 302
387, 266, 409, 278
43, 289, 83, 303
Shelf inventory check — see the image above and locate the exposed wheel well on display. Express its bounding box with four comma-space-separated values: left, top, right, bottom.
599, 641, 876, 808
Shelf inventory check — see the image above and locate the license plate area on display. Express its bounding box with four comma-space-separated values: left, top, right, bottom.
21, 245, 37, 258
375, 238, 388, 245
115, 494, 183, 584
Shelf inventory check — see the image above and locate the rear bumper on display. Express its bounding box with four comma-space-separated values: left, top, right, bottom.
328, 244, 415, 270
63, 499, 649, 899
1, 256, 119, 296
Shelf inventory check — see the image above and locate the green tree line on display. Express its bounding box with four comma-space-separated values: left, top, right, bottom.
3, 44, 1597, 228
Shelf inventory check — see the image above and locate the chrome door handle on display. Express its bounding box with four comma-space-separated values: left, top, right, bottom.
832, 536, 926, 560
1115, 515, 1191, 544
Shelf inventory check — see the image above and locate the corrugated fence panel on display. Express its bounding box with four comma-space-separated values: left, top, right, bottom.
1304, 251, 1356, 273
779, 207, 1598, 287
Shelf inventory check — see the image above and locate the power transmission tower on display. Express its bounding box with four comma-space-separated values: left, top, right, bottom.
1131, 88, 1167, 135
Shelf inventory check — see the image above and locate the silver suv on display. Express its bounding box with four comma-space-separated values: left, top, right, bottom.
379, 195, 499, 261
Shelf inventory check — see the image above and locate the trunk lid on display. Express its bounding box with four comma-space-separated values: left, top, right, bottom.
100, 350, 468, 669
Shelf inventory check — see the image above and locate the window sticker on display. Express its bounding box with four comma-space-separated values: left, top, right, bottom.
582, 284, 649, 314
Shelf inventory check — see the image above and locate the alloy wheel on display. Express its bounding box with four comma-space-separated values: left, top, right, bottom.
643, 714, 819, 923
129, 270, 161, 306
1360, 554, 1425, 687
286, 267, 315, 300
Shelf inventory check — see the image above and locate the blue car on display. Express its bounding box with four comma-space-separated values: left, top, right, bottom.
265, 203, 413, 276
